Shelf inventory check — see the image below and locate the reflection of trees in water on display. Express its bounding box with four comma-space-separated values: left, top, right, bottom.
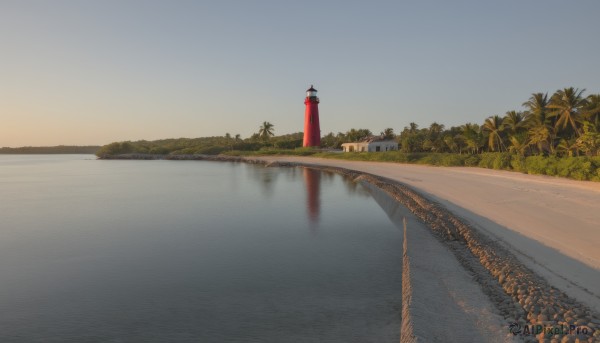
281, 166, 299, 183
245, 165, 279, 197
318, 170, 336, 186
339, 174, 371, 198
227, 162, 241, 193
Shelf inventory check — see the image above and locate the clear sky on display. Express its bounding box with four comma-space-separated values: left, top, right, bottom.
2, 0, 600, 147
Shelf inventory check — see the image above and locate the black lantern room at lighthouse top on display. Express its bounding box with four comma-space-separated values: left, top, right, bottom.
306, 85, 318, 99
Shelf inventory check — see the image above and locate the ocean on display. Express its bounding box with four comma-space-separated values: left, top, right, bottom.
0, 155, 403, 342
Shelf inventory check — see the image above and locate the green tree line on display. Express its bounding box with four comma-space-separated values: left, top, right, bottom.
391, 87, 598, 157
316, 87, 600, 181
322, 87, 599, 157
96, 122, 305, 157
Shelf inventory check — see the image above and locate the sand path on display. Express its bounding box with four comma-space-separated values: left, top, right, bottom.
256, 156, 600, 312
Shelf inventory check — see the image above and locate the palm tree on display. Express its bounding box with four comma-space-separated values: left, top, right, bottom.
503, 111, 527, 135
407, 122, 418, 133
482, 115, 505, 152
224, 133, 233, 150
528, 125, 553, 155
576, 122, 600, 156
443, 135, 458, 153
556, 138, 580, 157
428, 122, 444, 137
583, 94, 600, 129
258, 121, 275, 140
523, 92, 555, 154
508, 133, 529, 156
547, 87, 588, 136
381, 128, 395, 140
459, 123, 483, 154
235, 134, 241, 141
426, 122, 445, 152
522, 92, 550, 126
346, 128, 372, 142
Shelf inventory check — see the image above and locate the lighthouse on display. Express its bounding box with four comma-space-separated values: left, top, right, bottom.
303, 85, 321, 147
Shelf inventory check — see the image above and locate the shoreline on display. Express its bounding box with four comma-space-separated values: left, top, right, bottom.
100, 153, 600, 341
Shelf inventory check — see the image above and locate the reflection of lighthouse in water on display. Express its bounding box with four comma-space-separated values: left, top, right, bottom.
303, 168, 321, 229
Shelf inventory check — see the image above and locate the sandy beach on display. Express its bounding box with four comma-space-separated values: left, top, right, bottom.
256, 156, 600, 314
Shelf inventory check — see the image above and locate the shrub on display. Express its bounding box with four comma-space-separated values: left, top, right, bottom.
510, 155, 526, 172
95, 141, 134, 157
232, 142, 264, 151
439, 154, 467, 166
524, 156, 549, 175
274, 139, 303, 149
394, 153, 411, 163
544, 156, 559, 176
196, 146, 228, 155
417, 153, 443, 165
555, 157, 594, 180
464, 155, 480, 166
149, 146, 170, 155
524, 156, 559, 176
493, 153, 512, 170
478, 153, 497, 169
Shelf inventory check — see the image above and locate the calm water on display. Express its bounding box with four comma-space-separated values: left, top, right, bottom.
0, 155, 403, 342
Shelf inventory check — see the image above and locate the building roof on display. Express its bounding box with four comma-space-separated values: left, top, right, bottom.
341, 138, 398, 145
306, 85, 317, 92
358, 136, 397, 143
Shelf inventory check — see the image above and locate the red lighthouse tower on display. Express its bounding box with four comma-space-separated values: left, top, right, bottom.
303, 85, 321, 147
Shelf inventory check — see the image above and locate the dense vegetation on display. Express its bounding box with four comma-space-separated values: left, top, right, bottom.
321, 87, 600, 157
96, 87, 600, 181
95, 128, 305, 157
0, 146, 100, 154
315, 87, 600, 181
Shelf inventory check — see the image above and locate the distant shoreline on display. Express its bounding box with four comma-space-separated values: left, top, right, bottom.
0, 146, 100, 154
97, 153, 245, 161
